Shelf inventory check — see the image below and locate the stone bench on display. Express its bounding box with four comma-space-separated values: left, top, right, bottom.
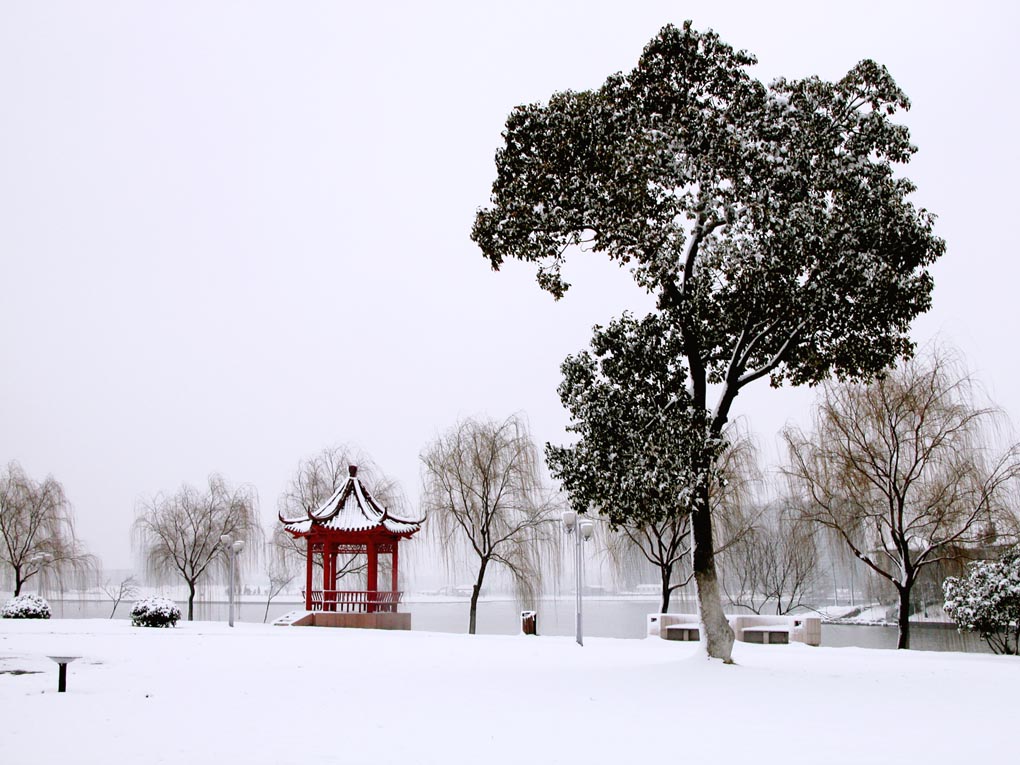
648, 613, 821, 646
662, 623, 701, 641
740, 625, 790, 644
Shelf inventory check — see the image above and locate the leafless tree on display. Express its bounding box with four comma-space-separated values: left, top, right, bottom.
606, 428, 761, 613
720, 501, 820, 615
0, 461, 96, 596
608, 515, 692, 612
262, 531, 296, 623
421, 415, 559, 634
133, 474, 263, 620
100, 574, 138, 619
785, 350, 1020, 648
279, 445, 405, 520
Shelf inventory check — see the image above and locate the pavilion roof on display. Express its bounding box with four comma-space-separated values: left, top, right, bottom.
279, 465, 423, 538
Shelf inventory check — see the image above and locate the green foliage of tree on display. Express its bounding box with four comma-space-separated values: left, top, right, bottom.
548, 313, 708, 519
548, 312, 754, 613
472, 21, 943, 660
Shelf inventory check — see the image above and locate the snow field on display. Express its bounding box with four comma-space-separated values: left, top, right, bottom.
0, 619, 1015, 764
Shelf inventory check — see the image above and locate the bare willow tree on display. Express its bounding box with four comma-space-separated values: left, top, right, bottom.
133, 474, 262, 620
275, 446, 407, 587
421, 415, 558, 634
0, 461, 95, 595
720, 500, 820, 615
785, 351, 1020, 648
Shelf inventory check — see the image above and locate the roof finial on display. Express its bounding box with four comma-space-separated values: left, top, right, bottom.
349, 465, 358, 477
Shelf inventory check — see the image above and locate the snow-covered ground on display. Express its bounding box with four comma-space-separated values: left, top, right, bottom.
1, 619, 1014, 764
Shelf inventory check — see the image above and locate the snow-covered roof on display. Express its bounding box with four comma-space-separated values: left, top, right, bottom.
279, 465, 423, 538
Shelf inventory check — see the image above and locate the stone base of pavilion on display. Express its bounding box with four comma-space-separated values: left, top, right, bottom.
276, 610, 411, 631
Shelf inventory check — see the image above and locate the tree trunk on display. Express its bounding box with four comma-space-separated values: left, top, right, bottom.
468, 558, 489, 635
14, 567, 23, 597
187, 580, 196, 622
660, 563, 673, 614
896, 582, 912, 650
692, 484, 734, 662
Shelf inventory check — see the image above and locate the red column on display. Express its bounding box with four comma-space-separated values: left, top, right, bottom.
329, 543, 338, 611
305, 538, 314, 611
391, 542, 399, 595
324, 543, 335, 611
367, 542, 378, 613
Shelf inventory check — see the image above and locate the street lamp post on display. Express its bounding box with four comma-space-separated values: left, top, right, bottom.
562, 510, 595, 646
219, 535, 246, 628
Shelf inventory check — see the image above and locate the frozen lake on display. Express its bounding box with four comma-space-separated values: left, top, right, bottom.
37, 596, 991, 652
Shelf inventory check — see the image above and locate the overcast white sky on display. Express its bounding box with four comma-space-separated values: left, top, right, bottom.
2, 1, 1017, 569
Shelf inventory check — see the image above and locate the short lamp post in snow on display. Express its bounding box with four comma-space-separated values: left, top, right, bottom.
219, 535, 245, 628
562, 510, 595, 647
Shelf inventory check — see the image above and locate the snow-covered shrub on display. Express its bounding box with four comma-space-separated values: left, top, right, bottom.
130, 596, 181, 628
943, 546, 1020, 655
1, 593, 52, 619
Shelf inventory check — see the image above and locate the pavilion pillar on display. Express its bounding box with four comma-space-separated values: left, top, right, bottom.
367, 542, 378, 613
325, 543, 335, 611
391, 541, 399, 595
329, 543, 338, 611
305, 539, 314, 611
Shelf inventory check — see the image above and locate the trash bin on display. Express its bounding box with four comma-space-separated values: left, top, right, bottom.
521, 610, 538, 636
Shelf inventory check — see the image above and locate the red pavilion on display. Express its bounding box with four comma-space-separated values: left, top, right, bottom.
279, 465, 423, 629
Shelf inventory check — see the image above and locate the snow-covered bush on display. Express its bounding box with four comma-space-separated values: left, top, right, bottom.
943, 546, 1020, 655
1, 593, 52, 619
130, 596, 181, 628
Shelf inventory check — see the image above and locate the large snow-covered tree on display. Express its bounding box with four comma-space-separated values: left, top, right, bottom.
785, 351, 1020, 649
472, 22, 943, 660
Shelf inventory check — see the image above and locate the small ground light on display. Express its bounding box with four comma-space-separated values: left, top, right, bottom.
47, 656, 80, 692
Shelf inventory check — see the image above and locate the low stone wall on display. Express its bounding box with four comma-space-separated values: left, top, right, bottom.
288, 612, 412, 630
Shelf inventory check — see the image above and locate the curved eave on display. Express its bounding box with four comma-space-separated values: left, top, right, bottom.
283, 519, 313, 536
283, 520, 421, 538
383, 519, 422, 536
279, 470, 424, 537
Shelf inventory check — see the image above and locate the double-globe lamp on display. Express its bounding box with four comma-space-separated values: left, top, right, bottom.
219, 535, 246, 628
562, 510, 595, 646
